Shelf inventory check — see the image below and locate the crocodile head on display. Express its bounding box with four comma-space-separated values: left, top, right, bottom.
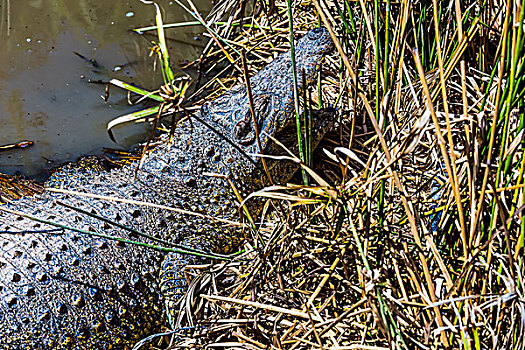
295, 27, 334, 57
201, 27, 334, 157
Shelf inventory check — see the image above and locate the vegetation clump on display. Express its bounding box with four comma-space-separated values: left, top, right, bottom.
145, 0, 524, 349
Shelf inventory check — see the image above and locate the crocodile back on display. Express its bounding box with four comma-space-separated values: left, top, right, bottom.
0, 121, 245, 349
1, 175, 167, 349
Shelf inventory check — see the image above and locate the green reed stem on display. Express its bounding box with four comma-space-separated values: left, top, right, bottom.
287, 0, 307, 185
0, 206, 231, 261
346, 203, 408, 348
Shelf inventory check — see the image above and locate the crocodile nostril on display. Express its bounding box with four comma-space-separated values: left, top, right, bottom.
308, 27, 325, 40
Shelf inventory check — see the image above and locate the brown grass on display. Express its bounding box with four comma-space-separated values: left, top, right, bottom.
158, 1, 525, 349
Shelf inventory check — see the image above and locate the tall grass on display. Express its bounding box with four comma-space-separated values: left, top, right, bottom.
158, 0, 525, 348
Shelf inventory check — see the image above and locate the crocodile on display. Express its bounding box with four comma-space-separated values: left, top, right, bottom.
0, 27, 334, 349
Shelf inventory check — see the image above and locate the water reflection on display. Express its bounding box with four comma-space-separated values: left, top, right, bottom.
0, 0, 208, 177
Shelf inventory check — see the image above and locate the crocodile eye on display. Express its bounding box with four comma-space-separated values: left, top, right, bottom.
307, 27, 325, 40
201, 103, 210, 116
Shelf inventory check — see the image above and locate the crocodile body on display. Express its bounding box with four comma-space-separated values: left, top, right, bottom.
0, 28, 334, 349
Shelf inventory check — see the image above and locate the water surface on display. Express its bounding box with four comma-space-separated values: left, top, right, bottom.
0, 0, 209, 178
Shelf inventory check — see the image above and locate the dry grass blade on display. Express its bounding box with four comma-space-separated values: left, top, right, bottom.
45, 187, 246, 228
201, 294, 324, 322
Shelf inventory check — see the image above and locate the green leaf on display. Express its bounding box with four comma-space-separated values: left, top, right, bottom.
109, 79, 164, 102
152, 2, 175, 84
107, 105, 163, 142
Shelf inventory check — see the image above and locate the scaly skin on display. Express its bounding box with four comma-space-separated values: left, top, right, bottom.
0, 28, 334, 349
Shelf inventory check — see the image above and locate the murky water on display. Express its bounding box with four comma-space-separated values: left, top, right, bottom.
0, 0, 209, 178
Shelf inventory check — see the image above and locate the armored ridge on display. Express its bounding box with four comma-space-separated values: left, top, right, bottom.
0, 28, 334, 349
